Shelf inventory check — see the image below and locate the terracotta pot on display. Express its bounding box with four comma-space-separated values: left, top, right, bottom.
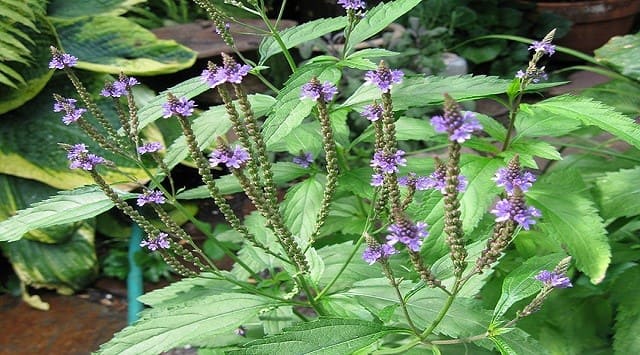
530, 0, 640, 53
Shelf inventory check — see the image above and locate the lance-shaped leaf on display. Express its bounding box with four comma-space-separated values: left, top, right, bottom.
97, 293, 276, 355
53, 15, 196, 75
230, 318, 401, 355
525, 95, 640, 150
345, 0, 421, 55
527, 170, 611, 284
612, 266, 640, 353
0, 186, 135, 242
281, 175, 325, 241
259, 17, 348, 65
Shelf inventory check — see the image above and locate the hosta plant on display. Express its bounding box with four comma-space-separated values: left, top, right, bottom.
1, 0, 639, 353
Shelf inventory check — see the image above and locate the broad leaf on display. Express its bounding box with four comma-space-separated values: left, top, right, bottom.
595, 166, 640, 219
493, 253, 565, 320
262, 63, 341, 147
345, 0, 421, 55
231, 318, 400, 355
48, 0, 145, 17
97, 293, 276, 354
528, 95, 640, 150
527, 170, 611, 284
176, 162, 309, 199
0, 73, 157, 189
269, 122, 324, 155
317, 241, 382, 293
282, 176, 324, 240
137, 273, 238, 307
53, 16, 196, 75
1, 224, 98, 293
475, 113, 507, 142
259, 17, 348, 65
594, 33, 640, 80
514, 104, 583, 139
508, 139, 562, 163
0, 186, 135, 242
492, 328, 547, 355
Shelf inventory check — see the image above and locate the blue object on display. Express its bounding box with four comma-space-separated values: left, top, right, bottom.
127, 223, 144, 324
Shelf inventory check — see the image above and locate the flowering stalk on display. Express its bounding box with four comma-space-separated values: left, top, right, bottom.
303, 78, 340, 245
502, 29, 556, 151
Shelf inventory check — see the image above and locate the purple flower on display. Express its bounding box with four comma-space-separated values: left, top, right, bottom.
515, 70, 526, 79
137, 142, 163, 154
370, 150, 406, 174
201, 53, 251, 88
535, 270, 572, 288
209, 145, 250, 169
162, 96, 196, 118
293, 152, 314, 168
364, 65, 404, 93
493, 167, 536, 195
516, 68, 548, 83
101, 76, 139, 97
66, 143, 106, 171
386, 220, 429, 252
529, 41, 556, 56
338, 0, 366, 11
361, 103, 383, 122
215, 22, 230, 35
140, 232, 171, 251
301, 79, 338, 102
362, 243, 397, 265
431, 110, 482, 143
370, 173, 384, 187
49, 47, 77, 69
491, 197, 541, 230
137, 190, 166, 206
53, 97, 86, 125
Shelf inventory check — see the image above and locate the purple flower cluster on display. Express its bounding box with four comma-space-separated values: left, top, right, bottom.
140, 232, 170, 251
66, 144, 106, 171
364, 66, 404, 93
53, 97, 86, 125
361, 103, 383, 122
431, 110, 482, 143
493, 166, 536, 195
362, 243, 397, 265
49, 47, 77, 69
386, 220, 429, 252
162, 96, 196, 118
370, 150, 406, 174
215, 22, 230, 35
209, 145, 250, 169
293, 152, 314, 168
529, 41, 556, 56
491, 198, 541, 230
535, 270, 572, 289
101, 76, 139, 98
201, 55, 251, 88
301, 80, 338, 102
338, 0, 366, 10
137, 142, 163, 155
421, 167, 468, 194
398, 172, 428, 190
137, 190, 166, 206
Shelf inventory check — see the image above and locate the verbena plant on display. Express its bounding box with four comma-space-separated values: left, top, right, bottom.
1, 0, 639, 353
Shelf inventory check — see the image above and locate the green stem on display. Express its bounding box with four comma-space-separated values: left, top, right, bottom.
419, 280, 461, 340
259, 11, 296, 73
500, 93, 522, 152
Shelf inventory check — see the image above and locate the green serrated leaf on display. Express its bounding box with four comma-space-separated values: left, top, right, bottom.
317, 241, 381, 293
527, 95, 640, 149
475, 112, 507, 142
137, 273, 237, 307
97, 293, 275, 355
527, 170, 611, 284
53, 16, 196, 75
514, 104, 583, 138
0, 186, 135, 242
231, 318, 400, 355
612, 266, 640, 353
494, 328, 548, 355
268, 122, 324, 154
509, 139, 562, 161
595, 166, 640, 219
594, 33, 640, 81
48, 0, 146, 17
259, 17, 348, 65
281, 176, 324, 240
492, 253, 564, 321
345, 0, 421, 55
262, 63, 341, 147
